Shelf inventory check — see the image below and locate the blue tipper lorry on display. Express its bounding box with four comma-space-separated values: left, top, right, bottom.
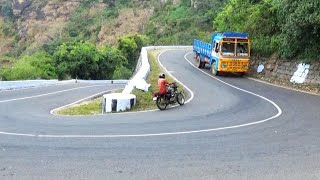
193, 32, 251, 76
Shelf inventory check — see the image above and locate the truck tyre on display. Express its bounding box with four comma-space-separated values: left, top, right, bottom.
201, 62, 206, 68
196, 56, 203, 69
194, 52, 198, 60
210, 61, 219, 76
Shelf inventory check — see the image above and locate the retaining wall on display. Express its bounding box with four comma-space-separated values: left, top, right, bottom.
250, 56, 320, 84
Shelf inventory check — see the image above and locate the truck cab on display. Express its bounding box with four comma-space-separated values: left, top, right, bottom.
193, 32, 251, 76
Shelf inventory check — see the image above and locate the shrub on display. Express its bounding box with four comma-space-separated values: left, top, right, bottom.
53, 41, 100, 80
117, 34, 149, 71
53, 41, 131, 80
0, 51, 56, 80
98, 46, 128, 79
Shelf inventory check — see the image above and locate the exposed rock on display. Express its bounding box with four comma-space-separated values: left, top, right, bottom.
12, 0, 32, 17
191, 0, 198, 8
264, 54, 277, 71
98, 8, 152, 46
160, 0, 180, 6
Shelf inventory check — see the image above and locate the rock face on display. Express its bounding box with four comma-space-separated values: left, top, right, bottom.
14, 0, 81, 51
97, 8, 152, 46
160, 0, 181, 5
0, 0, 154, 54
12, 0, 32, 16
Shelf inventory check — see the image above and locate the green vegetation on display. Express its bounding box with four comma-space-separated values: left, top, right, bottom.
0, 0, 15, 21
52, 34, 148, 80
0, 51, 56, 80
53, 41, 128, 80
65, 0, 105, 43
0, 34, 147, 80
57, 97, 103, 115
131, 50, 184, 111
146, 0, 320, 61
1, 0, 319, 81
146, 0, 229, 45
130, 50, 161, 111
214, 0, 320, 61
118, 34, 149, 71
57, 88, 126, 115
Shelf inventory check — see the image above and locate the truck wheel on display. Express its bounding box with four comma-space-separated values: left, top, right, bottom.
239, 72, 245, 77
194, 52, 198, 60
201, 62, 206, 68
210, 61, 219, 76
196, 56, 203, 69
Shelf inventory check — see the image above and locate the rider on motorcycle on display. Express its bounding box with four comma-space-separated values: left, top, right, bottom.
158, 73, 173, 100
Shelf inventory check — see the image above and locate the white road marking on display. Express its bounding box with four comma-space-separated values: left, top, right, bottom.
247, 77, 320, 96
49, 89, 123, 115
157, 51, 194, 104
0, 85, 106, 103
0, 50, 283, 138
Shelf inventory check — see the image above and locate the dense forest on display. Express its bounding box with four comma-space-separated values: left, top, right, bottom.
0, 0, 319, 80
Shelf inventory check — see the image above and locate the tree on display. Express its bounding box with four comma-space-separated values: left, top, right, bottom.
277, 0, 320, 60
54, 41, 100, 80
53, 41, 132, 80
214, 0, 280, 55
117, 34, 149, 71
98, 46, 128, 79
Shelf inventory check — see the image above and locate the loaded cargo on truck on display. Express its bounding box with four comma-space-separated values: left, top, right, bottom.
193, 32, 251, 76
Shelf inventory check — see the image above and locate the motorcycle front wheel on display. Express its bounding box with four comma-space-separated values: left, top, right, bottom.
176, 92, 185, 105
156, 97, 168, 110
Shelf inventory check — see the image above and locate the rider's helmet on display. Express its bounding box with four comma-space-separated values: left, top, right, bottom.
159, 73, 165, 79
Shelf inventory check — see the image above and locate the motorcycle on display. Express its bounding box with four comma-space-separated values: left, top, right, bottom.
152, 82, 185, 110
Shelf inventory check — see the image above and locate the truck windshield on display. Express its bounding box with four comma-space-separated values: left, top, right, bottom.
236, 43, 249, 56
221, 43, 235, 56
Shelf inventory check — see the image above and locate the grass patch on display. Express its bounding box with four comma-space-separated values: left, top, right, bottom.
111, 89, 123, 93
57, 97, 102, 115
130, 50, 183, 111
130, 50, 162, 111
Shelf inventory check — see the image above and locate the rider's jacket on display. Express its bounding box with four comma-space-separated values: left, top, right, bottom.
158, 78, 169, 95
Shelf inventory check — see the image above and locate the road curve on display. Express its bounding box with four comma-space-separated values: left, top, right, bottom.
0, 48, 320, 179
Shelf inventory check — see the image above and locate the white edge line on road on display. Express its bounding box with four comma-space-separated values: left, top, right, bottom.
49, 89, 123, 115
0, 80, 76, 93
0, 85, 107, 103
183, 51, 282, 119
0, 50, 283, 138
247, 77, 320, 97
157, 50, 194, 105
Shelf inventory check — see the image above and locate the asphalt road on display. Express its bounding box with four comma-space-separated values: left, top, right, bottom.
0, 48, 320, 179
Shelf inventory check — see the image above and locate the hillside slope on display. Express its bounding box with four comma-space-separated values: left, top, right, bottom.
0, 0, 154, 58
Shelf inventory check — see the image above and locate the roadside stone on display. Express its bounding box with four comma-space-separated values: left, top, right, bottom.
310, 79, 318, 83
270, 72, 277, 77
265, 70, 272, 77
307, 74, 315, 79
304, 79, 312, 83
283, 62, 291, 67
